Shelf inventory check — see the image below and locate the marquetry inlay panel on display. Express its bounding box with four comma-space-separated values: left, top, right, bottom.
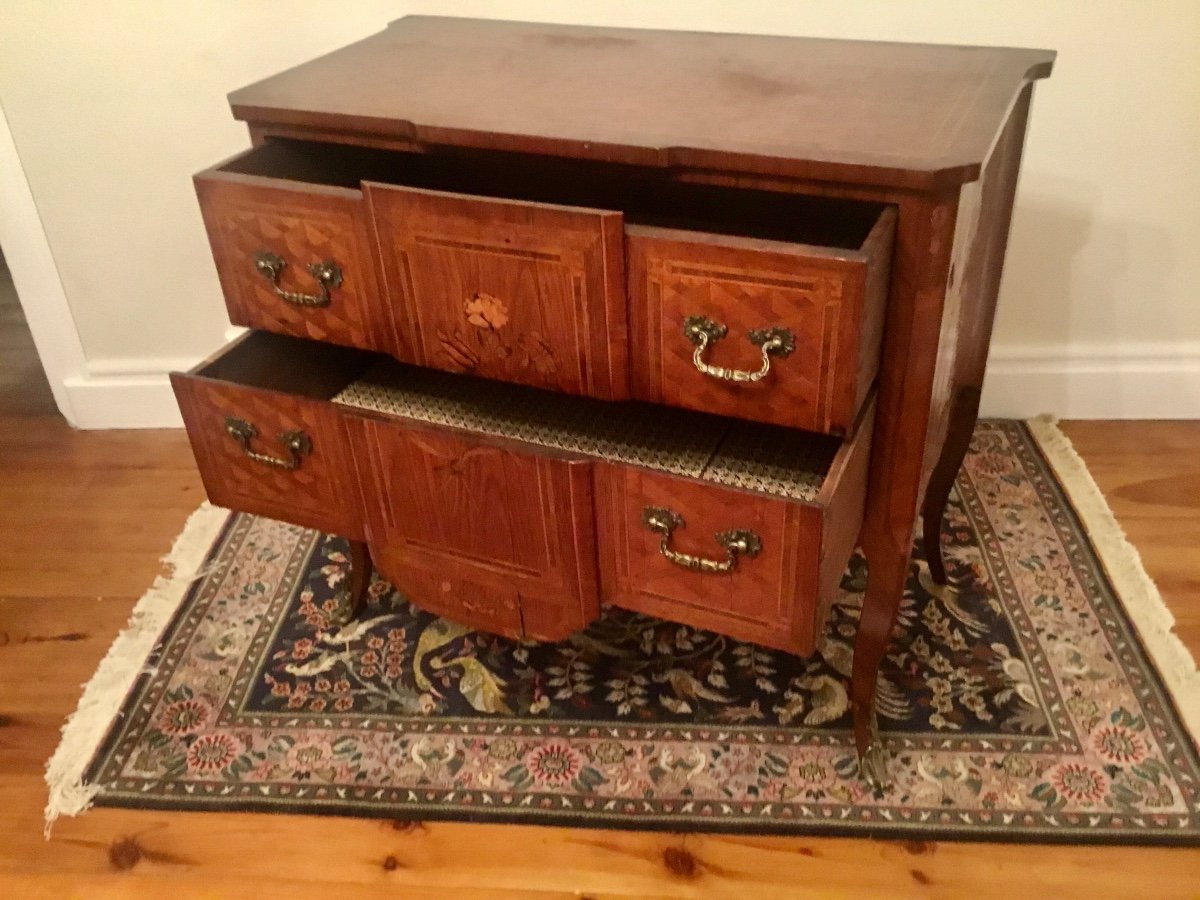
195, 177, 395, 355
366, 183, 628, 400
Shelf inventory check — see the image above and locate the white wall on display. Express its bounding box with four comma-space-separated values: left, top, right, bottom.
1, 0, 1197, 425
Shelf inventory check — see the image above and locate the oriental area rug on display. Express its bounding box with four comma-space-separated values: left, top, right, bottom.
46, 420, 1200, 844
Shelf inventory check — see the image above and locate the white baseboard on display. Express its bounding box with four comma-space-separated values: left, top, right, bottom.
60, 341, 1200, 429
63, 372, 183, 430
62, 328, 248, 429
0, 104, 89, 426
982, 343, 1200, 419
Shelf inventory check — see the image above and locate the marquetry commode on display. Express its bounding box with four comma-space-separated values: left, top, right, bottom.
172, 16, 1054, 785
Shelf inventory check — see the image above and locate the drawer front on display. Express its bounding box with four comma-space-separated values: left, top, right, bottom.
171, 374, 363, 540
367, 184, 628, 400
628, 223, 889, 435
195, 173, 397, 355
346, 415, 601, 640
597, 463, 822, 655
371, 548, 525, 638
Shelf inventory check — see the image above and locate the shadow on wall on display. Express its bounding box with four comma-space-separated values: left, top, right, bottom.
994, 173, 1179, 412
984, 171, 1180, 415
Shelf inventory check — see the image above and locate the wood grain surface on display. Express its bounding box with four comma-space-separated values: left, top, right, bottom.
627, 212, 891, 435
0, 413, 1197, 897
195, 169, 398, 355
346, 414, 600, 641
367, 182, 628, 400
229, 16, 1055, 189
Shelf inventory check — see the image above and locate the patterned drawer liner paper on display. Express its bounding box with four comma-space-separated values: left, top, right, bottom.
706, 419, 839, 501
333, 362, 839, 500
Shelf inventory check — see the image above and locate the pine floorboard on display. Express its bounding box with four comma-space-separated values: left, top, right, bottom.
0, 272, 1197, 896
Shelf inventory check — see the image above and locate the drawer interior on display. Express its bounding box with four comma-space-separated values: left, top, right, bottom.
189, 330, 382, 399
218, 138, 887, 250
334, 357, 844, 503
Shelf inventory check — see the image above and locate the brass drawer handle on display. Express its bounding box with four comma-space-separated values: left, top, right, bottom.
683, 316, 795, 383
224, 417, 312, 470
253, 251, 342, 308
642, 506, 762, 574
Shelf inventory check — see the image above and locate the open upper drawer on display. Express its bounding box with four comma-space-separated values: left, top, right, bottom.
628, 209, 894, 435
196, 139, 893, 424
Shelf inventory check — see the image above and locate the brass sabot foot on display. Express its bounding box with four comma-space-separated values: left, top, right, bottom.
859, 713, 889, 792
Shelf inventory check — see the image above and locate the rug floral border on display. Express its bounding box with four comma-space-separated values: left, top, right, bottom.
82, 422, 1200, 844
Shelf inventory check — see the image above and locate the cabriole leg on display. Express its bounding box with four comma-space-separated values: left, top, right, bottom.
851, 537, 911, 790
920, 386, 981, 585
329, 539, 374, 626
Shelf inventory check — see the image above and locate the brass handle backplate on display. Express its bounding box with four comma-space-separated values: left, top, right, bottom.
683, 316, 795, 383
224, 417, 312, 470
254, 251, 342, 308
641, 506, 762, 574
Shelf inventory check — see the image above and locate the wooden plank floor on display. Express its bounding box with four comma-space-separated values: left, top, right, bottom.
1, 294, 1198, 895
0, 253, 56, 419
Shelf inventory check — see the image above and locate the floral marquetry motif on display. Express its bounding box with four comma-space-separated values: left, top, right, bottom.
366, 182, 628, 400
464, 292, 510, 330
436, 292, 562, 391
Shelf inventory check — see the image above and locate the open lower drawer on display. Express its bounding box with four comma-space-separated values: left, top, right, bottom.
593, 401, 873, 656
171, 331, 374, 541
594, 403, 872, 656
174, 332, 872, 651
333, 351, 875, 654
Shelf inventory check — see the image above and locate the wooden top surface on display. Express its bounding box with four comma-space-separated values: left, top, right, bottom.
229, 16, 1054, 191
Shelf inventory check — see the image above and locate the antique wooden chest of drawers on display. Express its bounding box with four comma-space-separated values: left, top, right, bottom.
173, 16, 1054, 785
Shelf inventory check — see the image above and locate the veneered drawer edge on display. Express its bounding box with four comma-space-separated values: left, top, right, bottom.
812, 393, 877, 637
852, 209, 895, 421
193, 145, 366, 199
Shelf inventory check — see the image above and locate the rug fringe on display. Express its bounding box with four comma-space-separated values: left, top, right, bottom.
1027, 416, 1200, 740
42, 502, 230, 835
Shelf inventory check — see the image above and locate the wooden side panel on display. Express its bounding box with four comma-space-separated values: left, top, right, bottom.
194, 173, 400, 357
347, 415, 601, 640
627, 225, 883, 435
170, 374, 364, 540
367, 184, 628, 400
920, 87, 1033, 507
921, 84, 1035, 490
596, 463, 821, 655
954, 85, 1036, 391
